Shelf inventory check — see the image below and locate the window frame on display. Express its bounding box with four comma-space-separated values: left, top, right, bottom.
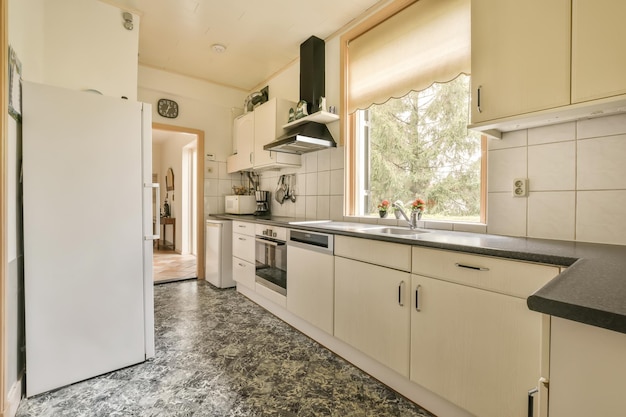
340, 0, 487, 224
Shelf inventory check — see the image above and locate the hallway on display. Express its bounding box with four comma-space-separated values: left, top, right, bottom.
153, 249, 197, 283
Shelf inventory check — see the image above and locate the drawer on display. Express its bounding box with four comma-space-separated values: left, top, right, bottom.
232, 221, 255, 237
255, 224, 287, 241
232, 232, 255, 263
232, 257, 255, 290
335, 235, 411, 272
412, 247, 559, 298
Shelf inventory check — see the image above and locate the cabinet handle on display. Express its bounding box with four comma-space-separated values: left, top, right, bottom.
249, 152, 253, 164
238, 237, 246, 241
415, 284, 421, 311
238, 262, 246, 267
477, 85, 483, 113
455, 263, 489, 272
527, 387, 539, 417
398, 281, 405, 306
238, 225, 246, 228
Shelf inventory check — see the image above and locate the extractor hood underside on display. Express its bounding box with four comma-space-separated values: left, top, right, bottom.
264, 122, 336, 154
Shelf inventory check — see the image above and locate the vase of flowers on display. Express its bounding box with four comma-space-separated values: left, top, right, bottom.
377, 199, 390, 218
411, 198, 425, 220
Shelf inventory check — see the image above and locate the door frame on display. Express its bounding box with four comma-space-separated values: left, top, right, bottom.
152, 123, 205, 280
1, 0, 9, 413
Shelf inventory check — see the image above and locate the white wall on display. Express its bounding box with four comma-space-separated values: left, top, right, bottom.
487, 113, 626, 246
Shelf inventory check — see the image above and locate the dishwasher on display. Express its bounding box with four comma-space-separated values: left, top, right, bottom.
286, 229, 335, 334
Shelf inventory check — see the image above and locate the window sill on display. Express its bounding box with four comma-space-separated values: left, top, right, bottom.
344, 215, 487, 234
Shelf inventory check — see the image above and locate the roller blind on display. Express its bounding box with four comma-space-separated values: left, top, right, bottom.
347, 0, 470, 114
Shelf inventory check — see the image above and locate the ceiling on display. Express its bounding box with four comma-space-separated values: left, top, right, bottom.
105, 0, 384, 92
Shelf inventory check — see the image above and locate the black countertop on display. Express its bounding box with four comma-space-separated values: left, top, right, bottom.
213, 214, 626, 335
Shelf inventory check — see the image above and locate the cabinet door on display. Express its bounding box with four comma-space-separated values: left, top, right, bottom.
334, 257, 410, 377
253, 98, 300, 168
227, 113, 254, 173
410, 274, 545, 417
286, 246, 334, 334
232, 257, 255, 290
572, 0, 626, 103
471, 0, 570, 123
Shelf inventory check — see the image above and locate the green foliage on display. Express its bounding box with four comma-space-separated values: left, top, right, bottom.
364, 75, 481, 220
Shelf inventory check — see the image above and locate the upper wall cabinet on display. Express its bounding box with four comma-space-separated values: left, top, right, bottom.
470, 0, 571, 124
470, 0, 626, 138
227, 98, 301, 173
571, 0, 626, 103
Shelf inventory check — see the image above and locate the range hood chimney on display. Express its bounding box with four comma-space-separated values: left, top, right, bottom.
264, 36, 337, 154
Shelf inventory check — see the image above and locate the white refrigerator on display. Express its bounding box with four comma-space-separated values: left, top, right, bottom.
22, 82, 156, 397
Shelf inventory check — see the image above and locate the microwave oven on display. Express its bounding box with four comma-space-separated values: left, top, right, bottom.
225, 195, 256, 214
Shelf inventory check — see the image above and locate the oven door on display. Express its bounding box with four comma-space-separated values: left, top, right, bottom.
255, 235, 287, 296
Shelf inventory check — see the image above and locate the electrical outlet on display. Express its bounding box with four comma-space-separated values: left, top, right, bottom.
513, 178, 528, 197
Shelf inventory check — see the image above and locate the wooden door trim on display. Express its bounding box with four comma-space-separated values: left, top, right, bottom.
1, 0, 9, 413
152, 122, 205, 280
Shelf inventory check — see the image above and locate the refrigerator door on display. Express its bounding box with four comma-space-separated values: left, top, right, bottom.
22, 82, 152, 396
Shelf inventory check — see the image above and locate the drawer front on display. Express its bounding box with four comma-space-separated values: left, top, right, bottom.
412, 247, 559, 298
232, 221, 255, 237
335, 235, 411, 272
232, 232, 255, 263
232, 257, 255, 289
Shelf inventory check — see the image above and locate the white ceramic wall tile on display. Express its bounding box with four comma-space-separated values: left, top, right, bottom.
330, 169, 344, 196
577, 113, 626, 140
205, 196, 218, 215
423, 221, 454, 231
378, 217, 400, 226
316, 196, 331, 220
317, 170, 330, 195
577, 190, 626, 245
305, 196, 317, 219
528, 141, 576, 191
488, 147, 527, 193
295, 197, 306, 218
219, 179, 233, 196
527, 192, 575, 241
329, 196, 344, 221
528, 122, 576, 145
204, 160, 219, 179
317, 149, 331, 171
487, 192, 527, 237
204, 179, 218, 197
305, 173, 317, 196
330, 146, 344, 170
488, 129, 527, 150
304, 152, 318, 173
577, 135, 626, 190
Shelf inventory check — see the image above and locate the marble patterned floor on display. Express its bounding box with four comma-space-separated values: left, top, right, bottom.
15, 281, 435, 417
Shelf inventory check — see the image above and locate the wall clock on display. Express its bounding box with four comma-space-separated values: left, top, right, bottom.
157, 98, 179, 118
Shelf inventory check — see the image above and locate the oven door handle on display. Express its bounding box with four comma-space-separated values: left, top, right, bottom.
255, 237, 285, 246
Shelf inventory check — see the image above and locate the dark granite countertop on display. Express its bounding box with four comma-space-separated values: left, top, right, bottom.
213, 214, 626, 335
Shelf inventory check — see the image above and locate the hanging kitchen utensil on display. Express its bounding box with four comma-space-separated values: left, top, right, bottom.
290, 175, 297, 202
284, 175, 291, 201
281, 175, 288, 202
275, 175, 285, 203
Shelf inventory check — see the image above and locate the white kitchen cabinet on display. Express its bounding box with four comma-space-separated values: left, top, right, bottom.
334, 256, 411, 377
549, 317, 626, 417
232, 221, 255, 290
286, 244, 334, 334
410, 247, 558, 417
410, 274, 548, 417
571, 0, 626, 103
226, 112, 254, 173
470, 0, 571, 123
252, 98, 300, 170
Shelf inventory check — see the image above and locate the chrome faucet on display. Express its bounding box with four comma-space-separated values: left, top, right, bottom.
392, 201, 418, 230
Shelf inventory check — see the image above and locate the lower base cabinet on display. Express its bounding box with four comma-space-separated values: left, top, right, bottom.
334, 256, 411, 377
410, 274, 547, 417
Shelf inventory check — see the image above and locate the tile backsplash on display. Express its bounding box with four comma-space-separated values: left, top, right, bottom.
203, 146, 345, 221
487, 113, 626, 245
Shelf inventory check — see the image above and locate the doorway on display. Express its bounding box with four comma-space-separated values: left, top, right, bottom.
151, 123, 205, 284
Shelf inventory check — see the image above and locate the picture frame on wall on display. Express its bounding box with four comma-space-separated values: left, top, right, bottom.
8, 45, 22, 122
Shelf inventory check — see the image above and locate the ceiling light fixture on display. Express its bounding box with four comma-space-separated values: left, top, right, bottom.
122, 12, 134, 31
211, 43, 227, 53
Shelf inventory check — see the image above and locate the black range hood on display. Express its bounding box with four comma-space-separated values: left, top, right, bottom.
264, 36, 337, 155
264, 121, 336, 154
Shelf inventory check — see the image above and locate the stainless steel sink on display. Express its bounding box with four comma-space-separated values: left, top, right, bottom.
365, 227, 430, 236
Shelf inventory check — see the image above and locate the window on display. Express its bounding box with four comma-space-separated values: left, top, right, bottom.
341, 0, 485, 223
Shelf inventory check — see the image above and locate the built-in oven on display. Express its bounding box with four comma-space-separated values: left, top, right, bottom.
255, 226, 287, 296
